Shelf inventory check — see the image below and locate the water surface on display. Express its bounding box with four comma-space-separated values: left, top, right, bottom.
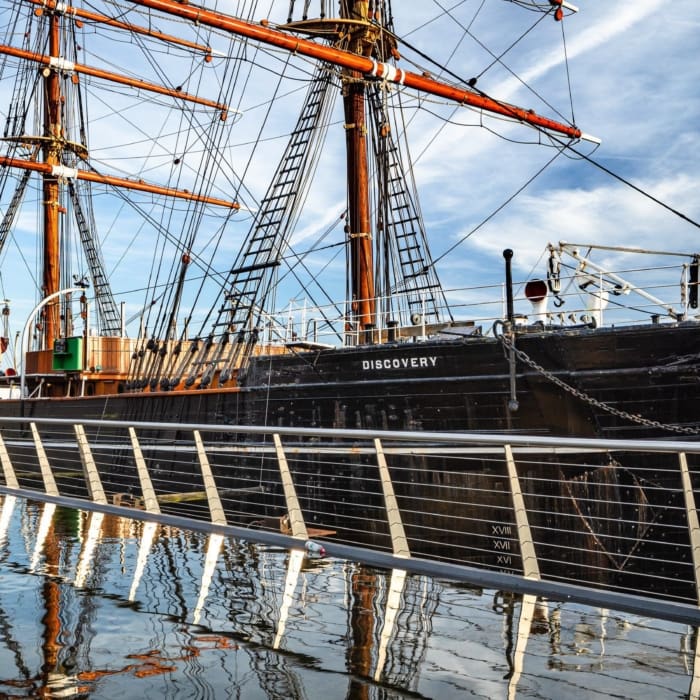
0, 496, 695, 698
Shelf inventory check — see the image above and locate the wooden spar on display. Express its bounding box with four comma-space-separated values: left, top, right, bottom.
27, 0, 214, 58
0, 44, 228, 117
127, 0, 583, 139
0, 156, 241, 209
345, 77, 375, 330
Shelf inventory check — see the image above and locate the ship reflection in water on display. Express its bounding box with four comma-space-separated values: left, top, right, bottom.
0, 496, 697, 699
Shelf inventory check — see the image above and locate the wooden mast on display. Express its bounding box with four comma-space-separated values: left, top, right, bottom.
342, 1, 375, 334
1, 4, 234, 354
42, 13, 62, 347
125, 0, 593, 342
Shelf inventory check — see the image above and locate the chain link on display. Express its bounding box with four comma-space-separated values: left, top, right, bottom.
500, 333, 700, 436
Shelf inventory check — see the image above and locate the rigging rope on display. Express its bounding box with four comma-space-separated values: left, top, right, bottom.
558, 5, 575, 127
551, 138, 700, 231
402, 1, 572, 124
429, 144, 567, 268
394, 4, 700, 240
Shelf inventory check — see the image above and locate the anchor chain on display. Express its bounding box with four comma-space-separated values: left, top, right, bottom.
498, 333, 700, 436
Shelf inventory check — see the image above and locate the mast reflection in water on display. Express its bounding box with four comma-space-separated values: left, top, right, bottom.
0, 495, 696, 699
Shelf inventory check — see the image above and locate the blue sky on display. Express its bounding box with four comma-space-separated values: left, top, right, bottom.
403, 2, 699, 275
0, 0, 698, 365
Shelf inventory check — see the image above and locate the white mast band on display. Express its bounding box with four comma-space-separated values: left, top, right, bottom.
51, 165, 78, 179
368, 61, 406, 85
49, 56, 75, 72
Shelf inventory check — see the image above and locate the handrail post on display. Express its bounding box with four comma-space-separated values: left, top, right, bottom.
375, 438, 410, 558
273, 433, 308, 540
504, 444, 540, 580
74, 424, 107, 504
30, 422, 58, 496
128, 427, 160, 514
193, 430, 227, 525
0, 432, 19, 489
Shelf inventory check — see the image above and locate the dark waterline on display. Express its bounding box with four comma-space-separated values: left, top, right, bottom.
0, 495, 695, 699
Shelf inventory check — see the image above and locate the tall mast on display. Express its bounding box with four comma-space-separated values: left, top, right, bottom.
126, 0, 595, 339
2, 3, 236, 351
342, 1, 375, 332
42, 13, 62, 346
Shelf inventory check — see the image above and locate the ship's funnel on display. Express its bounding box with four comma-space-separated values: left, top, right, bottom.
524, 279, 548, 322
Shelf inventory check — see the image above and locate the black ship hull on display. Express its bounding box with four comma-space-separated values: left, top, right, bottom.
5, 321, 698, 436
1, 321, 699, 599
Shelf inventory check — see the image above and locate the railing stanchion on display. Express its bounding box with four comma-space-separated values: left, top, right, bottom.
679, 451, 700, 605
74, 424, 107, 504
30, 422, 58, 497
0, 432, 19, 489
273, 433, 308, 540
128, 427, 160, 514
375, 438, 410, 558
193, 430, 226, 525
504, 444, 540, 580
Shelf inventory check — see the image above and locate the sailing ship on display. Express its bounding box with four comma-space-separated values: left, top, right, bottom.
0, 0, 698, 480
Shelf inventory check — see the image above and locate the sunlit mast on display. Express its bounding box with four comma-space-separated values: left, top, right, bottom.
340, 1, 377, 332
126, 0, 587, 340
284, 1, 381, 332
42, 12, 62, 346
0, 3, 236, 351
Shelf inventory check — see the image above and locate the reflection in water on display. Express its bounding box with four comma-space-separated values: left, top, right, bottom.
0, 494, 697, 698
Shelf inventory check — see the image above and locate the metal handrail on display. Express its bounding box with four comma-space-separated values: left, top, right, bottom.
0, 415, 699, 453
1, 415, 699, 621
